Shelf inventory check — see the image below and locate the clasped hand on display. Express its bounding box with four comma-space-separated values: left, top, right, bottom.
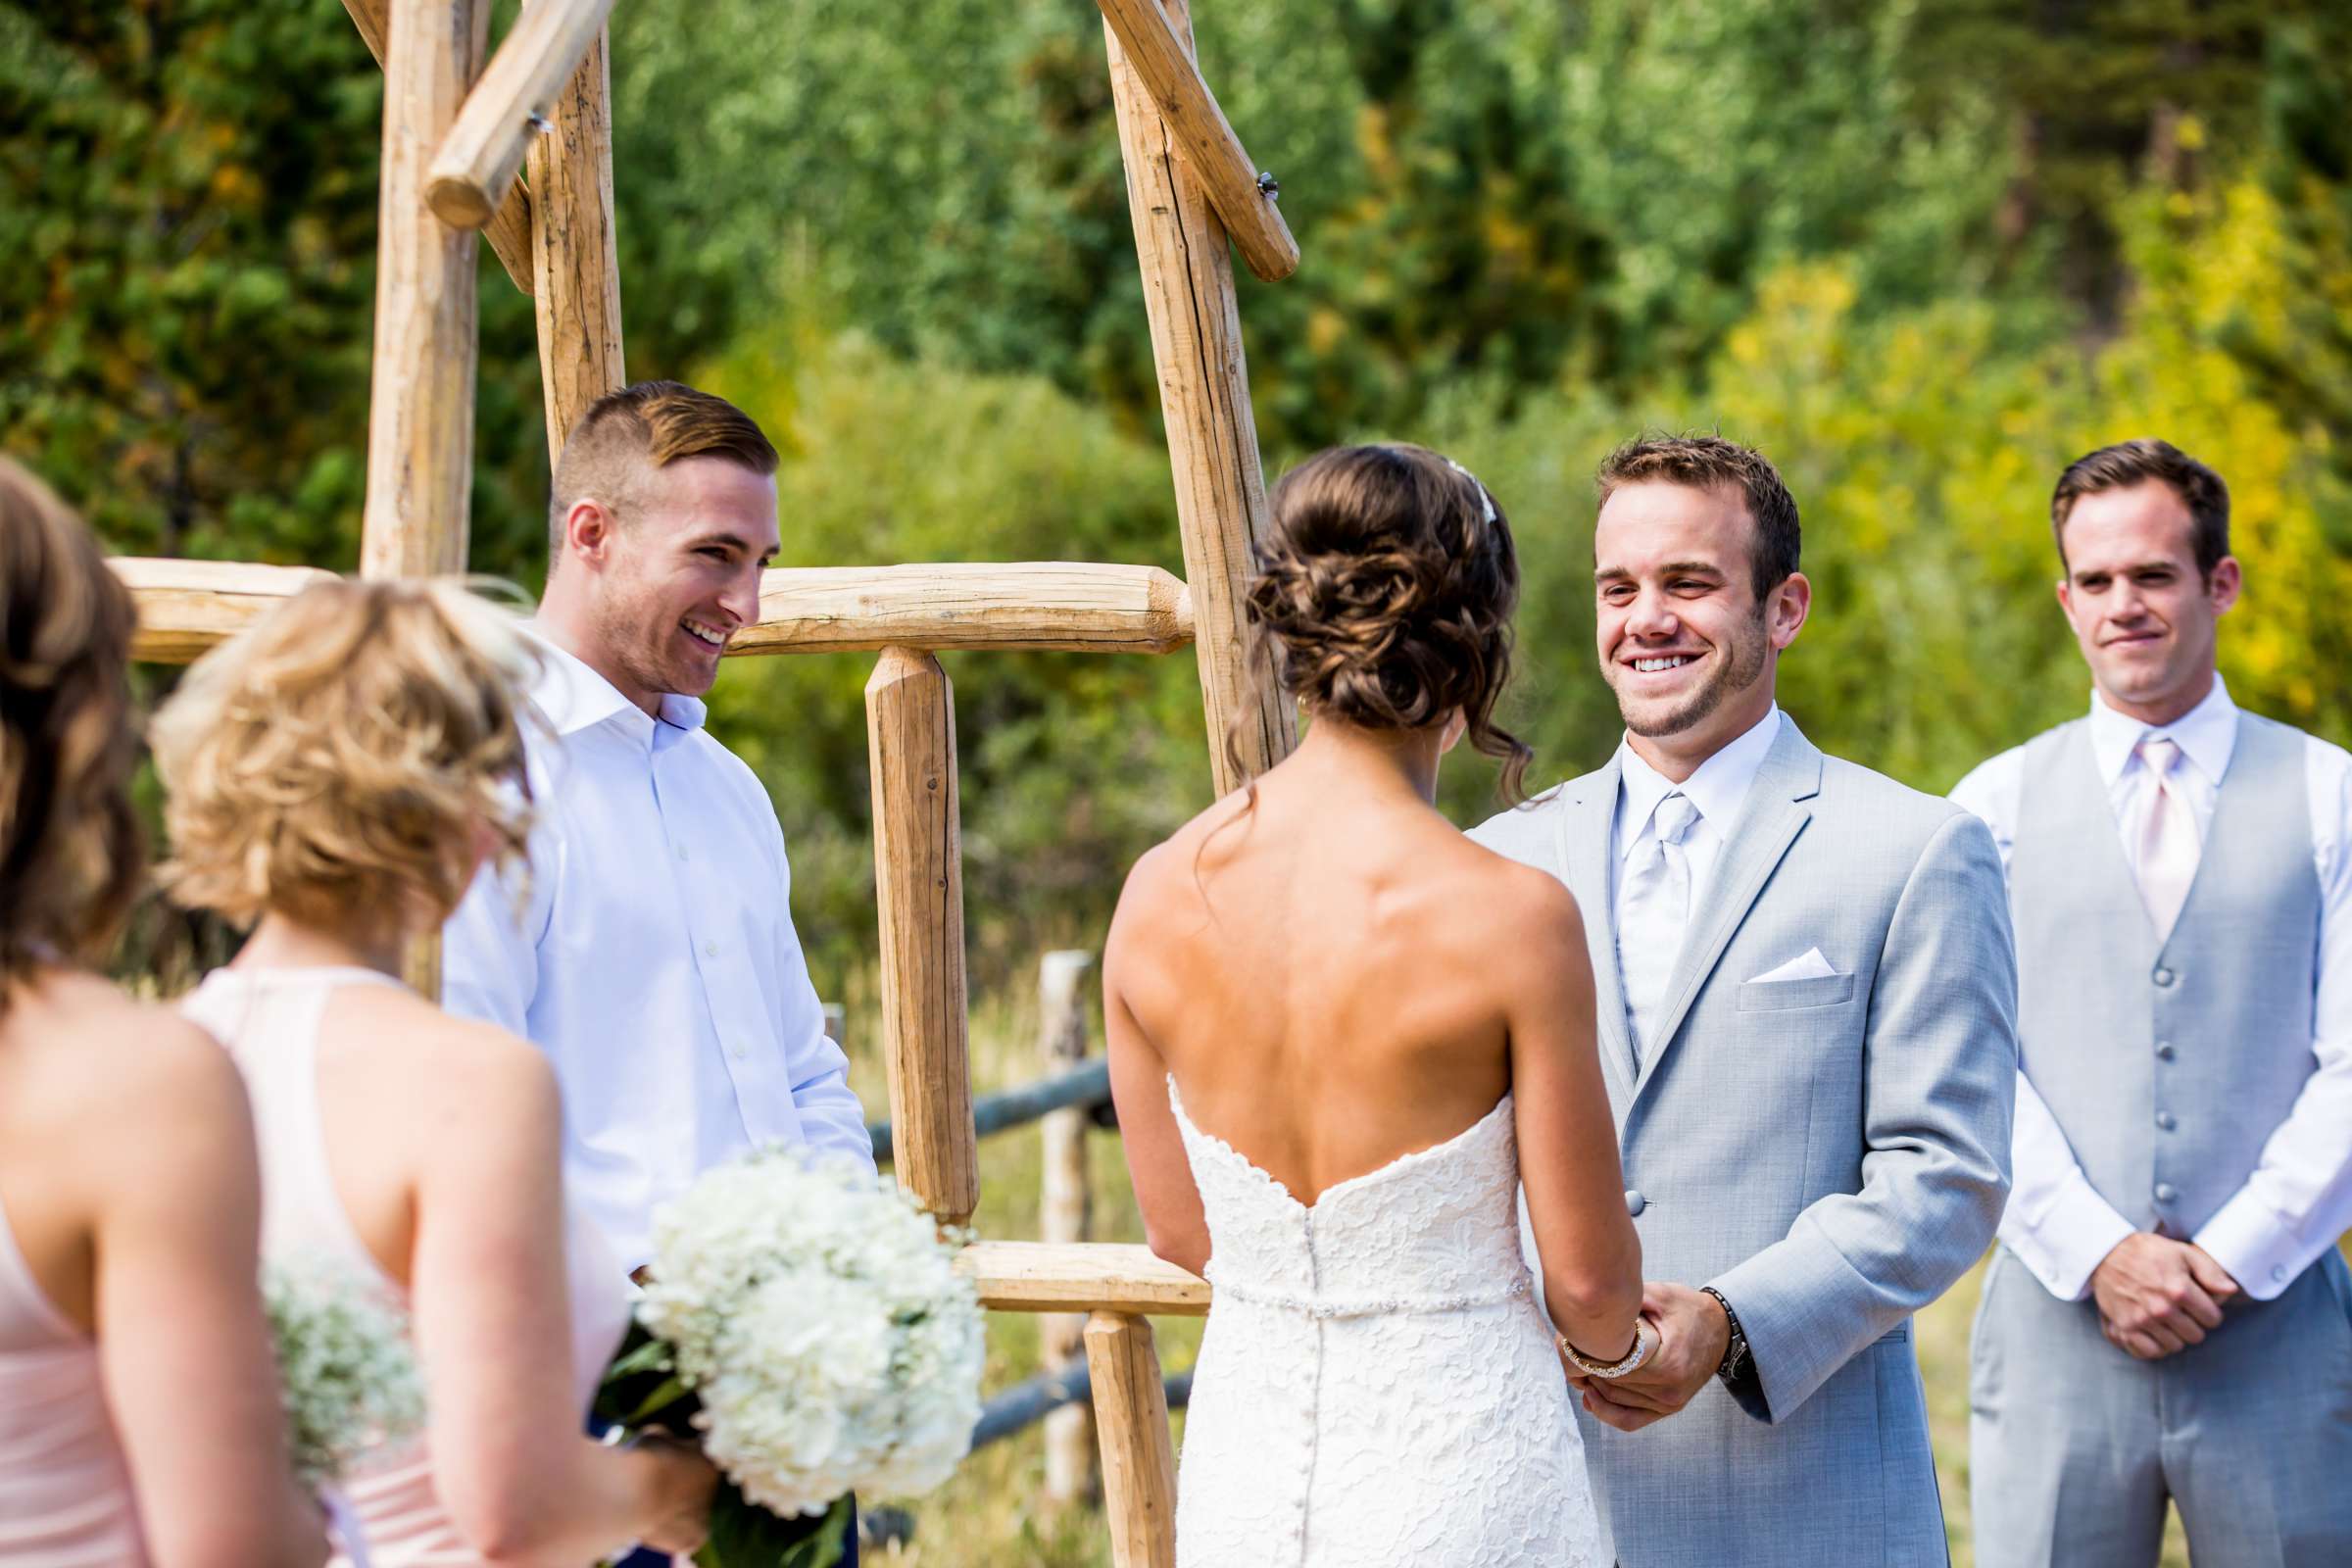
2089, 1232, 2239, 1359
1563, 1282, 1729, 1434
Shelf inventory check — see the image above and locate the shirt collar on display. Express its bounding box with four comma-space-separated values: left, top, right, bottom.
1614, 706, 1784, 860
2086, 674, 2235, 788
523, 626, 710, 743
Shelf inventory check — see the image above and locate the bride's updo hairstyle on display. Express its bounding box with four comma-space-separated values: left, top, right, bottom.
1247, 443, 1533, 801
152, 576, 539, 940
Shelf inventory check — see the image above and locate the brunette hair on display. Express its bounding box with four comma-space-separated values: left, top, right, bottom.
152, 577, 539, 941
1245, 443, 1532, 801
0, 458, 144, 998
2050, 439, 2230, 577
1595, 433, 1801, 602
548, 379, 780, 559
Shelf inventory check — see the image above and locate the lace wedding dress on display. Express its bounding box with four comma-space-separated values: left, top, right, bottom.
1168, 1078, 1603, 1567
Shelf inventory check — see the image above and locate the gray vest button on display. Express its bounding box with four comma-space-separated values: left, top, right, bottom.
2155, 1041, 2176, 1060
2156, 1111, 2177, 1130
2153, 966, 2177, 987
2154, 1182, 2179, 1203
1624, 1190, 1645, 1216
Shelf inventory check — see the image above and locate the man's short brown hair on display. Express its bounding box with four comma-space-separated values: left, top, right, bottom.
1595, 434, 1801, 602
2049, 439, 2230, 578
548, 380, 780, 558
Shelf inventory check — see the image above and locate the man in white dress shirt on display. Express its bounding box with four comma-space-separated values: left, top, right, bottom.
445, 381, 872, 1562
1954, 438, 2352, 1566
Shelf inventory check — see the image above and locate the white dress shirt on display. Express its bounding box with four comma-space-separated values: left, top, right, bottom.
1951, 677, 2352, 1301
443, 636, 874, 1269
1612, 707, 1784, 1050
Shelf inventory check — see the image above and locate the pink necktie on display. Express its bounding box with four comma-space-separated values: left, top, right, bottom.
2133, 735, 2199, 939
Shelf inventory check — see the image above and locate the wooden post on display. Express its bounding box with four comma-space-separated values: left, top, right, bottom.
362, 0, 486, 581
1040, 950, 1099, 1504
865, 648, 978, 1227
1103, 0, 1295, 796
1093, 0, 1297, 282
424, 0, 616, 233
340, 0, 534, 295
1085, 1312, 1179, 1568
521, 0, 624, 461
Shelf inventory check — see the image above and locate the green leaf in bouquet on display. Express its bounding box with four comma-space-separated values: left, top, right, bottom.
594, 1320, 701, 1439
693, 1485, 851, 1568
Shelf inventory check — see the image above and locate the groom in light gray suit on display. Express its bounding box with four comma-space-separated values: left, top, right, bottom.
1472, 435, 2017, 1566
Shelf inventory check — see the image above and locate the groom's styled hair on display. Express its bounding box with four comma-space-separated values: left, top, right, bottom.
547, 379, 781, 561
2049, 438, 2230, 579
1595, 434, 1800, 603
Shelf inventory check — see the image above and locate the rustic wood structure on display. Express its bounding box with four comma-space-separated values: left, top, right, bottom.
116, 1, 1296, 1557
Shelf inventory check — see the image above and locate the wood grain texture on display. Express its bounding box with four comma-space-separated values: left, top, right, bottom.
956, 1241, 1211, 1316
341, 0, 534, 294
424, 0, 613, 231
1085, 1312, 1181, 1568
1104, 0, 1295, 796
361, 0, 486, 581
739, 563, 1192, 656
865, 649, 978, 1227
524, 11, 623, 460
1094, 0, 1297, 282
115, 560, 1195, 662
1039, 951, 1101, 1503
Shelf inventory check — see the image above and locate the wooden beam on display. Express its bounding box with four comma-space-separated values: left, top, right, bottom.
115, 560, 1197, 663
361, 0, 487, 580
1086, 1313, 1180, 1568
424, 0, 615, 233
1094, 0, 1297, 282
957, 1241, 1210, 1317
1039, 952, 1101, 1504
522, 7, 623, 462
1105, 0, 1295, 796
866, 648, 978, 1228
341, 0, 535, 295
739, 563, 1193, 656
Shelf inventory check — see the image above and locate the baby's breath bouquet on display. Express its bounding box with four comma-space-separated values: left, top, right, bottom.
596, 1148, 985, 1568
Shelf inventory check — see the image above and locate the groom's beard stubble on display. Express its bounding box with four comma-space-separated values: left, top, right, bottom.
1610, 607, 1770, 739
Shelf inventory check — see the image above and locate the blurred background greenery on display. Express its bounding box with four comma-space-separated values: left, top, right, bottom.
6, 5, 2347, 1560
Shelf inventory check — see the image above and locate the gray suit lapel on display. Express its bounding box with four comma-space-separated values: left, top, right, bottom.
1551, 758, 1637, 1102
1629, 720, 1825, 1104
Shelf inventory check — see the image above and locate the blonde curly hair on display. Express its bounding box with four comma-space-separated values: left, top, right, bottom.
153, 576, 540, 938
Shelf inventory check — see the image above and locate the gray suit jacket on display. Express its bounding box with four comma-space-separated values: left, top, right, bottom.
1472, 718, 2017, 1566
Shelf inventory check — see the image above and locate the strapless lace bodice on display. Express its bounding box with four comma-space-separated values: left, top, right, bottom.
1167, 1078, 1601, 1567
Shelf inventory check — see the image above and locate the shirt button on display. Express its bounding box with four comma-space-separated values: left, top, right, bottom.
676, 843, 690, 862
1624, 1190, 1646, 1216
702, 939, 718, 958
2152, 966, 2176, 988
2156, 1111, 2177, 1131
2273, 1265, 2288, 1284
730, 1043, 747, 1060
2154, 1182, 2179, 1204
2155, 1041, 2176, 1060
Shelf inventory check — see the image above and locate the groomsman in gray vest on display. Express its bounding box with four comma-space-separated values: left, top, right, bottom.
1474, 435, 2017, 1566
1954, 438, 2352, 1567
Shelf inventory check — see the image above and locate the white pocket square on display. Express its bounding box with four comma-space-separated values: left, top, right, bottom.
1747, 947, 1838, 984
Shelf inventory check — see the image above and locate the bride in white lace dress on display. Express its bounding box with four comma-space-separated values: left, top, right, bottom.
1103, 444, 1646, 1567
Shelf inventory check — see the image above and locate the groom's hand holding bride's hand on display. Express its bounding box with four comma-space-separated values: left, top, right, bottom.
1571, 1282, 1729, 1434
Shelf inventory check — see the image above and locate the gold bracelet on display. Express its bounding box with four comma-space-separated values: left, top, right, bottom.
1558, 1316, 1657, 1379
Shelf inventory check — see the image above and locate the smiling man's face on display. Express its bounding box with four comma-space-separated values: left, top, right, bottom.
2056, 479, 2238, 721
1593, 479, 1804, 769
586, 455, 780, 709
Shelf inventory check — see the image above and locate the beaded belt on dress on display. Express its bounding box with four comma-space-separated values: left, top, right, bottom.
1203, 1263, 1532, 1321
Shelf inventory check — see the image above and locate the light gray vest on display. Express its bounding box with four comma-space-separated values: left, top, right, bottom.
2012, 711, 2320, 1238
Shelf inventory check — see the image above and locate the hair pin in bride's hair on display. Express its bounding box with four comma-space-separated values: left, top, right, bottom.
1443, 456, 1498, 525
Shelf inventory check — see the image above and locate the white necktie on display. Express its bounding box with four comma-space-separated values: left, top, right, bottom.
1618, 792, 1700, 1062
2132, 735, 2199, 940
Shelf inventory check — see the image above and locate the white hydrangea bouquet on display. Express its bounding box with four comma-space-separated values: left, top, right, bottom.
595, 1148, 985, 1568
264, 1258, 428, 1565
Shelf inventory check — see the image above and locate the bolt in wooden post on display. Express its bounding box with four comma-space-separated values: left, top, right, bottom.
864, 648, 978, 1227
521, 0, 623, 462
1040, 950, 1100, 1504
1103, 0, 1295, 795
1085, 1311, 1179, 1568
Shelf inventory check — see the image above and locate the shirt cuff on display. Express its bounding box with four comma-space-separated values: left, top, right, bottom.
1999, 1173, 2137, 1301
2192, 1193, 2301, 1300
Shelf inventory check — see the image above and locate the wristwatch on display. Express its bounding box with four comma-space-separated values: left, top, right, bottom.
1699, 1286, 1750, 1385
